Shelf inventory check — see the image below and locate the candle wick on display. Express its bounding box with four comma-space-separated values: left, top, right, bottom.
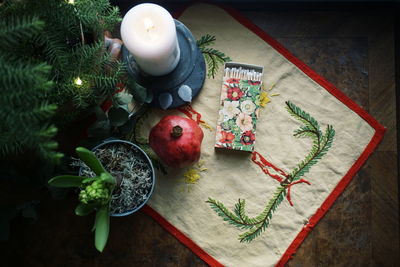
144, 18, 155, 32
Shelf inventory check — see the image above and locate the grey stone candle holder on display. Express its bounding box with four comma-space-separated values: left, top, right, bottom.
122, 20, 206, 109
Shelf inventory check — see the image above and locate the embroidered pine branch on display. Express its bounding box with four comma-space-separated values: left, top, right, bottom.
196, 34, 216, 47
207, 101, 335, 242
197, 34, 231, 79
285, 101, 335, 182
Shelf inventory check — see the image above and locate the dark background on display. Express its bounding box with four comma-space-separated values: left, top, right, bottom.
1, 0, 399, 266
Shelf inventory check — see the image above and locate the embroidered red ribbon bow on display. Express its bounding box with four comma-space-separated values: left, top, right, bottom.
251, 151, 311, 206
177, 104, 205, 125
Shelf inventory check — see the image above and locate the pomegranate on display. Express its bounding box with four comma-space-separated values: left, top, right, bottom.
149, 115, 204, 168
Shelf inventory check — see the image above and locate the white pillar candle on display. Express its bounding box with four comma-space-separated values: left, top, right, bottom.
120, 3, 180, 76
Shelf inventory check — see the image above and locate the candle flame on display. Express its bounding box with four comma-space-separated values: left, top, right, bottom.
143, 17, 158, 42
143, 17, 155, 32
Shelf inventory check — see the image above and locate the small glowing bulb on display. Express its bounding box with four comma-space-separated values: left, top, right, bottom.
74, 77, 83, 86
67, 0, 75, 4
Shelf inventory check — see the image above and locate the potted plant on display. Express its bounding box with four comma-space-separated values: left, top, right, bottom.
48, 140, 155, 252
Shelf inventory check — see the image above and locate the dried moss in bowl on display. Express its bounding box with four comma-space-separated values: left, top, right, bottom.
76, 143, 153, 215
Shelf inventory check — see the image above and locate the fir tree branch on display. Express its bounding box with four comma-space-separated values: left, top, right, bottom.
0, 0, 122, 161
0, 15, 44, 47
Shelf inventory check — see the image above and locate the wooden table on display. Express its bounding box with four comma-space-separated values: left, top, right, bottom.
2, 1, 398, 266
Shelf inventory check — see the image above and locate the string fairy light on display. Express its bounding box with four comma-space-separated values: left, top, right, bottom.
74, 77, 83, 86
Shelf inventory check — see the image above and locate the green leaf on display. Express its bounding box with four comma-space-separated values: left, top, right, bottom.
82, 177, 97, 184
99, 173, 116, 186
108, 106, 129, 127
126, 79, 153, 104
48, 175, 85, 188
94, 207, 110, 252
75, 203, 96, 216
114, 92, 133, 105
76, 147, 107, 176
93, 106, 108, 121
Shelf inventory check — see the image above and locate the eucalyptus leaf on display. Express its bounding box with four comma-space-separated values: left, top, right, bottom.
119, 104, 130, 113
114, 92, 133, 105
48, 175, 85, 188
94, 207, 110, 252
93, 106, 108, 121
75, 203, 96, 216
76, 147, 107, 176
127, 80, 153, 103
108, 107, 129, 127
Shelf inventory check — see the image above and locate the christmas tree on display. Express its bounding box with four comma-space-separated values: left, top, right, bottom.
0, 0, 123, 161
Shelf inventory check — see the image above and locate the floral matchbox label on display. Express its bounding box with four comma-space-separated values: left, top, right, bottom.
215, 63, 263, 152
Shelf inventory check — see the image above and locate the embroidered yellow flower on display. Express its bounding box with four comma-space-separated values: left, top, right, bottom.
200, 121, 214, 131
183, 169, 201, 184
179, 160, 207, 192
260, 91, 270, 107
260, 83, 280, 108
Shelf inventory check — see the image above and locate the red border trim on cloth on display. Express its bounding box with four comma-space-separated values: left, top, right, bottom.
142, 205, 224, 267
218, 5, 386, 266
141, 3, 386, 267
